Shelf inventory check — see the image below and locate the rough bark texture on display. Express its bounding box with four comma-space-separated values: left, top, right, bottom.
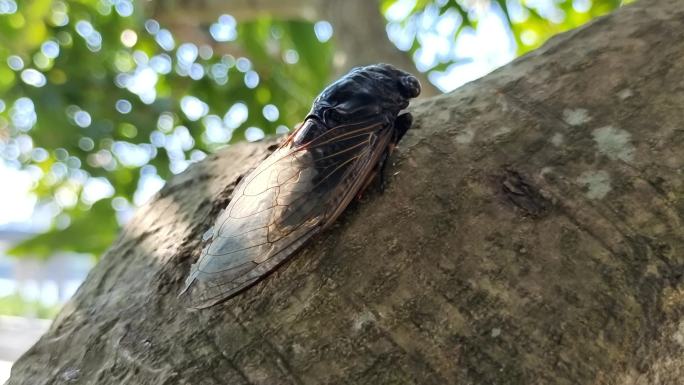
150, 0, 441, 96
9, 1, 684, 384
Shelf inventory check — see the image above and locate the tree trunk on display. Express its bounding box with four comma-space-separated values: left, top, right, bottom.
9, 0, 684, 383
150, 0, 441, 96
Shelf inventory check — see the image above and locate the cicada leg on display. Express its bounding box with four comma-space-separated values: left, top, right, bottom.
356, 112, 414, 199
392, 113, 413, 145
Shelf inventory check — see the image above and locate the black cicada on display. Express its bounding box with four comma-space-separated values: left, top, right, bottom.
180, 64, 421, 308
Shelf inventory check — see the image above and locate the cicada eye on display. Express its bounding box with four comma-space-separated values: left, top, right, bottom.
399, 75, 421, 98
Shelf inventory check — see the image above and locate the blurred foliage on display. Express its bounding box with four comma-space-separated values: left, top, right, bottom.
0, 0, 333, 258
0, 0, 624, 258
381, 0, 628, 73
0, 293, 60, 318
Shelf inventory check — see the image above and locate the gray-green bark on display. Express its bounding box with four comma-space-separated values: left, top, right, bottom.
9, 0, 684, 383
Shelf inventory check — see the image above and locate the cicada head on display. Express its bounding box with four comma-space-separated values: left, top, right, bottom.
309, 63, 421, 127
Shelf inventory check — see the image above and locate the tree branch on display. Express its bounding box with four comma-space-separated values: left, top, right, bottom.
9, 0, 684, 383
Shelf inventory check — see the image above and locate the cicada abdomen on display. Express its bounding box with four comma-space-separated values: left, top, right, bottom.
180, 63, 421, 308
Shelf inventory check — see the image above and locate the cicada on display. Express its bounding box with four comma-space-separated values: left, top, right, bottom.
180, 64, 421, 308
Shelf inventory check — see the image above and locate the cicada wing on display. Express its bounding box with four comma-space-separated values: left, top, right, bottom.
180, 118, 392, 308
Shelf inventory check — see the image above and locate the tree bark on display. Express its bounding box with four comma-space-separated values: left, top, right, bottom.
150, 0, 441, 96
9, 0, 684, 383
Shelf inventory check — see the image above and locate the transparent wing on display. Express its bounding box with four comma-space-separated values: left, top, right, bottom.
180, 118, 392, 308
